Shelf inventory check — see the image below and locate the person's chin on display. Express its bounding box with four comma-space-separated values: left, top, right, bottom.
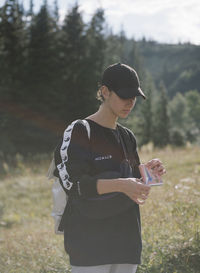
119, 111, 130, 118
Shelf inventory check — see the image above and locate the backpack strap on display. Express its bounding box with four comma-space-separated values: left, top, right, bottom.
118, 126, 132, 162
82, 119, 91, 139
118, 126, 141, 170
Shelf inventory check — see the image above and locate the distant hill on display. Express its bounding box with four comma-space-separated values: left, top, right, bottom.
136, 41, 200, 97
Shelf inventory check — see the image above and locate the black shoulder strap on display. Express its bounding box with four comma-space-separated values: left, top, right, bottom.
118, 126, 141, 178
118, 126, 132, 161
118, 126, 141, 164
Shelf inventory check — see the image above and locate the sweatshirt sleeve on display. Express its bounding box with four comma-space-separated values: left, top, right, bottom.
53, 120, 99, 198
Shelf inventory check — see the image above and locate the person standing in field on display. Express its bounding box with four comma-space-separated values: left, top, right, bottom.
53, 63, 166, 273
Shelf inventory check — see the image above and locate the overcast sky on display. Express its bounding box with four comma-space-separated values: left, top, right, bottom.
1, 0, 200, 44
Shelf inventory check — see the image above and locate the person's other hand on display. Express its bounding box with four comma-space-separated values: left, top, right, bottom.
122, 178, 151, 205
146, 158, 166, 176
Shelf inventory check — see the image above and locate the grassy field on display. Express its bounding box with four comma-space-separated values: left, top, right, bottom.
0, 146, 200, 273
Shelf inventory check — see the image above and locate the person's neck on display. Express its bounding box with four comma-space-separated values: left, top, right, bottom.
86, 104, 118, 129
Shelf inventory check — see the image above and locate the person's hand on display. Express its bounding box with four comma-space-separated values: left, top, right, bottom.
122, 178, 151, 205
146, 158, 166, 177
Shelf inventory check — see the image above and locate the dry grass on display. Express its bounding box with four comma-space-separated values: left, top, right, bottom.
0, 165, 69, 273
0, 146, 200, 273
138, 145, 200, 273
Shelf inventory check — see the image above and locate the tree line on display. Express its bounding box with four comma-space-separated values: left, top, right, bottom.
0, 0, 200, 159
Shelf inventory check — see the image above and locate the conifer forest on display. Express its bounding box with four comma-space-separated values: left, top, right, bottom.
0, 0, 200, 157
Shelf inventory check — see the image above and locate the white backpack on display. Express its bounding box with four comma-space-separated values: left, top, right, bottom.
47, 120, 91, 234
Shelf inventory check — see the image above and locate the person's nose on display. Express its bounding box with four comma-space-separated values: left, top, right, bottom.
127, 98, 135, 107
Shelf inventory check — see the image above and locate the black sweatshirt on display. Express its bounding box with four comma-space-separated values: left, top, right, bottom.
54, 119, 142, 266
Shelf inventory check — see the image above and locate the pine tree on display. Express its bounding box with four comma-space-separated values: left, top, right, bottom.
26, 1, 56, 112
0, 0, 26, 100
104, 33, 123, 66
185, 90, 200, 129
58, 3, 87, 122
128, 40, 145, 79
152, 81, 170, 147
118, 29, 126, 62
86, 8, 106, 74
58, 6, 106, 122
0, 0, 28, 156
53, 0, 59, 24
169, 92, 189, 129
85, 8, 106, 105
138, 73, 154, 145
27, 0, 34, 18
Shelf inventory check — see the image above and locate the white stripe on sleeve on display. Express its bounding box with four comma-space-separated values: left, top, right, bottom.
57, 120, 90, 191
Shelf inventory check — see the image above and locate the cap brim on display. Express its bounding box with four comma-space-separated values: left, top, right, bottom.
114, 87, 146, 99
138, 87, 146, 99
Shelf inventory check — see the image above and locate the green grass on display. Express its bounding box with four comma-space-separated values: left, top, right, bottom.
0, 146, 200, 273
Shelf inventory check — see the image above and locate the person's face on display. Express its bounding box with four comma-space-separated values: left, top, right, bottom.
102, 86, 136, 118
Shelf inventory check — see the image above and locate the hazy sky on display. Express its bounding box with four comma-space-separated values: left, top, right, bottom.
1, 0, 200, 44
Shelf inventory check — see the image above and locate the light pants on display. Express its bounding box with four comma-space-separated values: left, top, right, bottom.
71, 264, 138, 273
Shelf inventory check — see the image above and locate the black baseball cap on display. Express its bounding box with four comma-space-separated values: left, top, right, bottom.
101, 63, 146, 99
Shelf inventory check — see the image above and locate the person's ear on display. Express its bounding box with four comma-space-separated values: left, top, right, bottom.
101, 86, 110, 100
